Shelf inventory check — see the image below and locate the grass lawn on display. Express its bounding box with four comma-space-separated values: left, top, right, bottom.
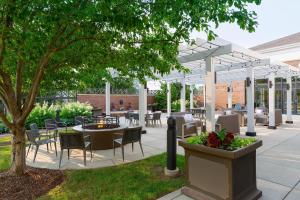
40, 153, 186, 200
0, 135, 11, 144
0, 146, 11, 172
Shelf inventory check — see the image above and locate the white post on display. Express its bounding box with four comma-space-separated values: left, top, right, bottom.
205, 57, 215, 132
246, 67, 256, 136
139, 84, 145, 128
180, 79, 186, 112
268, 73, 276, 129
203, 85, 206, 108
227, 84, 233, 109
105, 82, 111, 116
286, 76, 293, 123
167, 82, 171, 116
144, 84, 148, 113
190, 85, 194, 109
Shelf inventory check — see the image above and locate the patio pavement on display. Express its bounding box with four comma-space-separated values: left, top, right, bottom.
26, 114, 300, 200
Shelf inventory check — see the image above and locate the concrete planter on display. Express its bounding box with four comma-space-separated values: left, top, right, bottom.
179, 139, 262, 200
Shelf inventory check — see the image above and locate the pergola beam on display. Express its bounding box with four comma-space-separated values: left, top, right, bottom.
178, 44, 233, 64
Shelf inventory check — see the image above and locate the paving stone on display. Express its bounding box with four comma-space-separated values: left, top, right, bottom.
257, 179, 291, 200
284, 189, 300, 200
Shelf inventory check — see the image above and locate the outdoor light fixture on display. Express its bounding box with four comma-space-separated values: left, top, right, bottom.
214, 71, 217, 84
268, 80, 273, 88
227, 87, 231, 92
246, 77, 251, 87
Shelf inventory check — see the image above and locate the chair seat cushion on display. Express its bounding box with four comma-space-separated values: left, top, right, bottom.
36, 138, 55, 145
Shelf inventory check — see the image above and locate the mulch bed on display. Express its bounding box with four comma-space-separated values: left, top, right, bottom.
0, 167, 65, 200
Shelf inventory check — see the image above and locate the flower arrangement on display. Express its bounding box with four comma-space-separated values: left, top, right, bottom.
186, 129, 256, 151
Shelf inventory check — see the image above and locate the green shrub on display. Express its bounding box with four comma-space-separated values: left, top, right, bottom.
59, 102, 92, 126
24, 102, 92, 128
0, 121, 9, 134
25, 102, 57, 128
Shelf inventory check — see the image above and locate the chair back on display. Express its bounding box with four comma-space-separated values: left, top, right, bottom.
122, 126, 142, 144
153, 112, 161, 120
132, 113, 139, 120
26, 126, 40, 144
59, 133, 84, 150
45, 119, 57, 130
74, 116, 89, 125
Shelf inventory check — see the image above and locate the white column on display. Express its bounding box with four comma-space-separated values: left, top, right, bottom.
190, 85, 194, 109
227, 84, 233, 109
205, 57, 215, 132
246, 67, 256, 136
268, 73, 276, 129
139, 84, 145, 128
180, 79, 186, 112
105, 82, 111, 116
167, 82, 171, 116
286, 76, 293, 123
144, 84, 148, 113
203, 85, 206, 108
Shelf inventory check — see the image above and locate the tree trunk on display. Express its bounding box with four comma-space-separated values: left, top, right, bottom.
10, 125, 26, 176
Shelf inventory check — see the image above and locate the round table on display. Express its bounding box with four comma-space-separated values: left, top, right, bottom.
73, 125, 127, 150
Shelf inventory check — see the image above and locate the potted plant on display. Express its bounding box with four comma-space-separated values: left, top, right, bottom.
179, 129, 262, 200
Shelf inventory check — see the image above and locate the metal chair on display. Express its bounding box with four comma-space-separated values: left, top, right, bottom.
113, 126, 144, 161
26, 124, 57, 162
59, 133, 92, 168
149, 111, 162, 126
45, 118, 67, 139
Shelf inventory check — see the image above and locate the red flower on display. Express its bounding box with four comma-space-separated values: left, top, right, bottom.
207, 132, 221, 148
224, 132, 234, 146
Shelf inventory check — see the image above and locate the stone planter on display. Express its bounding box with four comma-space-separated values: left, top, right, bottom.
179, 139, 262, 200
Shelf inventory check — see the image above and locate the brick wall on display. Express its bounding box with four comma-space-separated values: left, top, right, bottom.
194, 80, 245, 109
77, 94, 155, 111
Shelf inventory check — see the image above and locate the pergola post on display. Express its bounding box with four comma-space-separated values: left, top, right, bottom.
167, 82, 171, 116
227, 84, 233, 109
246, 67, 256, 136
144, 84, 148, 113
286, 76, 293, 123
190, 85, 194, 109
105, 82, 111, 116
180, 79, 186, 112
203, 85, 206, 108
268, 73, 276, 129
139, 84, 146, 128
205, 57, 215, 132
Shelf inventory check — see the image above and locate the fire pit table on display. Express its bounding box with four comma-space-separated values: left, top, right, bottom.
73, 116, 126, 150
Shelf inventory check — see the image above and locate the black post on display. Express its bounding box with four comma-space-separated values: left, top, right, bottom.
165, 116, 179, 176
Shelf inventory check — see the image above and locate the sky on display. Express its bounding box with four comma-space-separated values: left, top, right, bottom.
191, 0, 300, 48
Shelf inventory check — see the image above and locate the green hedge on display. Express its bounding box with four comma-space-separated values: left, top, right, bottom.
0, 102, 93, 133
59, 102, 92, 126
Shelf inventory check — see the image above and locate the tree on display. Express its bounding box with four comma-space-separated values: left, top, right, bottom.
0, 0, 261, 175
155, 82, 191, 110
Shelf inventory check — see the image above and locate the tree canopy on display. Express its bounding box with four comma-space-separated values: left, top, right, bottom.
0, 0, 261, 175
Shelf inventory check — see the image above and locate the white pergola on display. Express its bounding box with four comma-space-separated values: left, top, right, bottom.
158, 38, 299, 135
104, 37, 299, 133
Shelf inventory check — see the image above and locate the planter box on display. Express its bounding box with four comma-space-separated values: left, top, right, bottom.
179, 140, 262, 200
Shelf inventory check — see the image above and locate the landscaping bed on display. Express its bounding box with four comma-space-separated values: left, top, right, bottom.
0, 167, 65, 200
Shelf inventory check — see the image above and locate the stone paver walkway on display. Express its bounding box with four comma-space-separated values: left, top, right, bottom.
26, 114, 300, 199
159, 115, 300, 200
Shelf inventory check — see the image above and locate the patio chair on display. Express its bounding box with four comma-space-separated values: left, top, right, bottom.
59, 133, 92, 168
113, 126, 144, 161
149, 111, 162, 127
26, 125, 57, 162
255, 107, 269, 125
45, 119, 67, 139
215, 114, 240, 134
124, 112, 134, 125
